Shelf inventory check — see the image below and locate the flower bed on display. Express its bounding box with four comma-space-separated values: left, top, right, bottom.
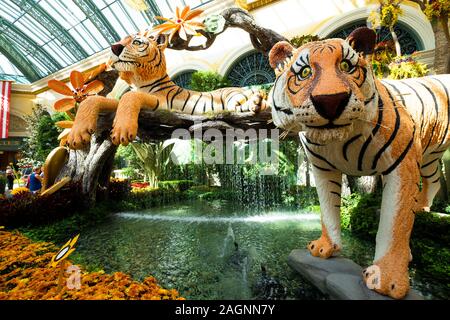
0, 229, 184, 300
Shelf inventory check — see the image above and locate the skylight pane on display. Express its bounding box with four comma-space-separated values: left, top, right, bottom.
0, 0, 22, 22
15, 15, 52, 45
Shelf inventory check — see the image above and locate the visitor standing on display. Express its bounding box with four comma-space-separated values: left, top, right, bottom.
29, 167, 43, 193
5, 166, 14, 190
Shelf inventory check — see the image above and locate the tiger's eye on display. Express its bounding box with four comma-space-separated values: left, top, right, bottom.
300, 66, 312, 79
340, 60, 351, 72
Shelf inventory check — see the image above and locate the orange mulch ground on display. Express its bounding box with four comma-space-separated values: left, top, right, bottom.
0, 229, 184, 300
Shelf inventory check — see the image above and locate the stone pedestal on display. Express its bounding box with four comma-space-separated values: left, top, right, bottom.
288, 249, 424, 300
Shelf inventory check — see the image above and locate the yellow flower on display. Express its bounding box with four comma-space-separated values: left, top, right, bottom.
153, 6, 205, 44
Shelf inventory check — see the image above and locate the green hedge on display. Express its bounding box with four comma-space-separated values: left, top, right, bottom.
158, 180, 194, 192
341, 192, 450, 293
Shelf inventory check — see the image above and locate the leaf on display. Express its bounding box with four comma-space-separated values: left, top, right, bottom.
84, 80, 104, 95
184, 9, 203, 20
48, 80, 73, 96
54, 98, 76, 112
180, 6, 191, 20
70, 71, 85, 90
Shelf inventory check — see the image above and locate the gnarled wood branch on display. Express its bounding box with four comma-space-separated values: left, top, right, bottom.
168, 7, 288, 54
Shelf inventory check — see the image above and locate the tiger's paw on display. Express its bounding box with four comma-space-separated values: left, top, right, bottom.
110, 117, 138, 146
249, 92, 268, 113
307, 236, 340, 259
363, 261, 410, 299
67, 120, 96, 149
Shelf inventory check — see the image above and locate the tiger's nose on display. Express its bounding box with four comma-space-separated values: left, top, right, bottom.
111, 43, 125, 57
311, 92, 351, 121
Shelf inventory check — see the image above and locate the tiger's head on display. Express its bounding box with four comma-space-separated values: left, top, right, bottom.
109, 31, 169, 87
269, 27, 378, 144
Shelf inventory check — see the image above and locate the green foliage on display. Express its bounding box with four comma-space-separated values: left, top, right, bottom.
0, 175, 6, 195
130, 141, 175, 188
388, 55, 429, 79
290, 34, 321, 48
341, 192, 450, 294
158, 180, 194, 192
189, 71, 231, 92
22, 106, 68, 163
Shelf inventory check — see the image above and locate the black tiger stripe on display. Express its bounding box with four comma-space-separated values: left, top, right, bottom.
313, 164, 332, 172
422, 167, 439, 179
139, 74, 169, 90
371, 88, 401, 170
210, 93, 215, 112
335, 205, 341, 208
421, 158, 439, 169
153, 84, 176, 93
191, 93, 203, 115
169, 87, 184, 110
330, 191, 340, 197
343, 134, 362, 161
166, 87, 177, 108
430, 149, 446, 155
329, 181, 342, 188
417, 81, 440, 154
304, 136, 323, 146
382, 125, 416, 176
431, 77, 450, 148
432, 177, 440, 184
385, 81, 405, 105
152, 99, 160, 111
402, 81, 425, 137
220, 92, 225, 111
358, 95, 383, 171
181, 91, 191, 112
304, 143, 337, 170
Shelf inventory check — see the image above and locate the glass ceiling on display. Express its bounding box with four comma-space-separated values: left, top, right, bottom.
0, 0, 211, 84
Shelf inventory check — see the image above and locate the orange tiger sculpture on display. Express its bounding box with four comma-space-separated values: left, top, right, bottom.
269, 27, 450, 299
66, 31, 268, 149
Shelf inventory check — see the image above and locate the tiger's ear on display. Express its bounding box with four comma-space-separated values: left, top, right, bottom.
346, 27, 377, 56
156, 34, 169, 50
269, 41, 295, 71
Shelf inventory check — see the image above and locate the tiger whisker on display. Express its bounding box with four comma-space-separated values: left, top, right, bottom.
357, 118, 392, 131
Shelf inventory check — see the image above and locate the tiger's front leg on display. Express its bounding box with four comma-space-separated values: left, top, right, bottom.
363, 159, 420, 299
67, 96, 118, 149
110, 91, 159, 146
307, 168, 342, 258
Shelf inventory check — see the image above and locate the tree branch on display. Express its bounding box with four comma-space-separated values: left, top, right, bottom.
167, 7, 288, 55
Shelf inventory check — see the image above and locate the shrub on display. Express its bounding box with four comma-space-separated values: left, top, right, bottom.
189, 71, 230, 92
158, 180, 194, 192
0, 183, 84, 228
108, 178, 131, 200
0, 175, 6, 195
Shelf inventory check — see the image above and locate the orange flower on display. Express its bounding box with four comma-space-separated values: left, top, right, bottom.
153, 6, 205, 44
48, 68, 104, 112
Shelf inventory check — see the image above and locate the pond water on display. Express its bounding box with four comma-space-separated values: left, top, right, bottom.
74, 200, 442, 300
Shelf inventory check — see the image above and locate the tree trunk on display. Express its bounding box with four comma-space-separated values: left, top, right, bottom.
432, 17, 450, 74
56, 113, 117, 206
390, 28, 402, 57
